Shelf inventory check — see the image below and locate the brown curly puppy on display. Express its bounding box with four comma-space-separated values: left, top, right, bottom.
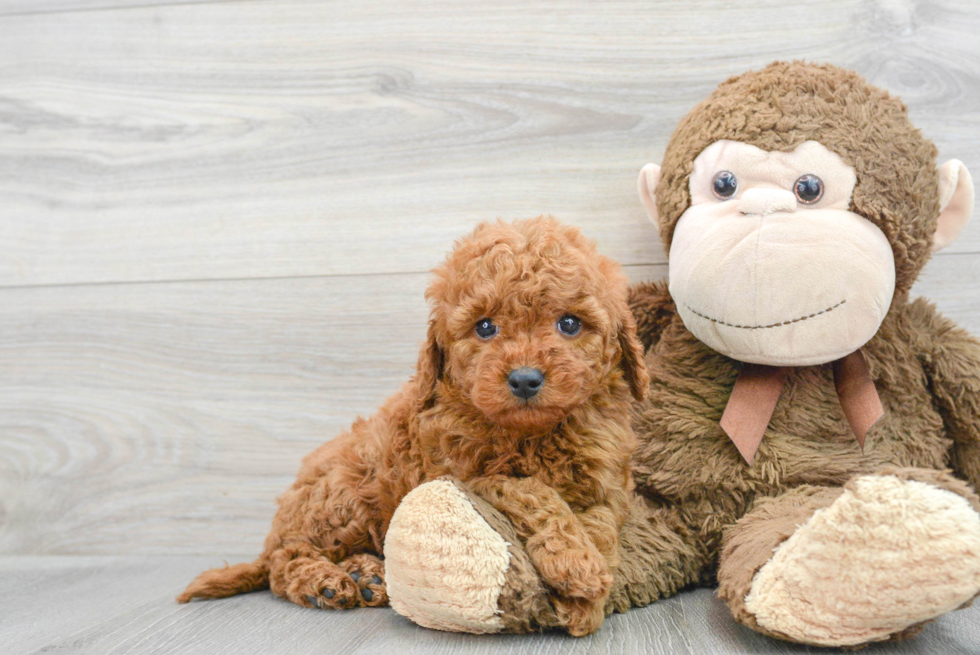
177, 216, 648, 636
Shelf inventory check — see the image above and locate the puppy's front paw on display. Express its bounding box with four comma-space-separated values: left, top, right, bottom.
555, 597, 606, 637
532, 547, 612, 602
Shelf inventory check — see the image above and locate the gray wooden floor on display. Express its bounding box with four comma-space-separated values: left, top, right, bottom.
1, 0, 979, 653
3, 556, 978, 655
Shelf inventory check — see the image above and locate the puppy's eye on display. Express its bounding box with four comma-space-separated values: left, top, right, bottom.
794, 174, 824, 204
712, 171, 738, 199
556, 315, 582, 336
475, 318, 497, 339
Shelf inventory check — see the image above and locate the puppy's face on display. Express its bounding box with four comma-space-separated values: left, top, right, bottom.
418, 218, 647, 433
447, 274, 613, 432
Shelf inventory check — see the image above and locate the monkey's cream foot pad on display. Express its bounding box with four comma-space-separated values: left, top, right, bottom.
744, 474, 980, 647
384, 479, 510, 633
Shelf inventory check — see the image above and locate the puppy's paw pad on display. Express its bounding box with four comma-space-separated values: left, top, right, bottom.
305, 584, 351, 609
307, 574, 359, 609
338, 554, 388, 607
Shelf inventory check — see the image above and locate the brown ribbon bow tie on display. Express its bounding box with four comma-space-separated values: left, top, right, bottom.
720, 350, 884, 465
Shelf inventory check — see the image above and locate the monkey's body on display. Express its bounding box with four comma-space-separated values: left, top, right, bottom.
610, 280, 980, 644
630, 281, 958, 556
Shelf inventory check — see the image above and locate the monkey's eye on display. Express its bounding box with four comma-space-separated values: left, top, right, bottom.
475, 318, 497, 339
556, 315, 582, 337
794, 174, 824, 204
712, 171, 738, 199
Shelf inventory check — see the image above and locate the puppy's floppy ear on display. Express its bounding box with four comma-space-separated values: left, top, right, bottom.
413, 320, 444, 408
617, 308, 649, 401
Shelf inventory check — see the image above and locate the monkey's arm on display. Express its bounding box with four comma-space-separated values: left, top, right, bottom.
914, 299, 980, 490
628, 279, 676, 352
605, 495, 710, 612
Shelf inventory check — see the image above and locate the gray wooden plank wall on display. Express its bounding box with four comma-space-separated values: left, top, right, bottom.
1, 1, 979, 653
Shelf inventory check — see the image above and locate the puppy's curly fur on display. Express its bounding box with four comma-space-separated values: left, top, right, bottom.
177, 216, 648, 635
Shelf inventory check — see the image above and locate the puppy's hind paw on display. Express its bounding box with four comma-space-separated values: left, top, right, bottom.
340, 554, 388, 607
284, 560, 360, 610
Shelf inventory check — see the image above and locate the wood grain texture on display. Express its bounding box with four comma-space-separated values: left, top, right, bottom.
1, 556, 978, 655
0, 0, 978, 287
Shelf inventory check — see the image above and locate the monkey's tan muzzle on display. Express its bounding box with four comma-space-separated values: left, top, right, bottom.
737, 188, 797, 216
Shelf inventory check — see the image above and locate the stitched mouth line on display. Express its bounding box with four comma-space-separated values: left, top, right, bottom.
684, 299, 846, 330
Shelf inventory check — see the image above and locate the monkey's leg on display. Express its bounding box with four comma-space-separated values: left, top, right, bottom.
383, 478, 707, 634
718, 469, 980, 648
384, 478, 555, 633
605, 494, 707, 614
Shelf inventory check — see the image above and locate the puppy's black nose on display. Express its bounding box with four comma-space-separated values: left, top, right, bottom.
508, 367, 544, 400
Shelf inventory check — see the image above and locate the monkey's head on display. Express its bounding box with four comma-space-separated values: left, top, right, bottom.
639, 61, 974, 366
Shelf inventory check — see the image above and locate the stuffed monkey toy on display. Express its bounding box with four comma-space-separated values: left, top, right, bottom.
381, 62, 980, 648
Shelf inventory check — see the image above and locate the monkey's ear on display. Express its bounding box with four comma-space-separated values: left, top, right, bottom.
413, 320, 444, 408
933, 160, 974, 252
617, 308, 650, 402
637, 163, 662, 228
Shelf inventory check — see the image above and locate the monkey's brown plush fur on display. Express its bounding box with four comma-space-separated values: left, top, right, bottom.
178, 216, 649, 637
383, 62, 980, 647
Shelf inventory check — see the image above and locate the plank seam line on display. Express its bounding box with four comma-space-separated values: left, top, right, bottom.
0, 0, 262, 19
0, 251, 973, 291
0, 262, 671, 291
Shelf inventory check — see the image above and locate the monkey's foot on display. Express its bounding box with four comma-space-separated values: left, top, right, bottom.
743, 470, 980, 647
384, 478, 557, 634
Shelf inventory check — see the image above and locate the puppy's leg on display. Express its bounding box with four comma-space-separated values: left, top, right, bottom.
469, 475, 611, 636
265, 423, 399, 610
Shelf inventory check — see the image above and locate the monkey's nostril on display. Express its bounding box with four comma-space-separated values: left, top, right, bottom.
508, 367, 545, 399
